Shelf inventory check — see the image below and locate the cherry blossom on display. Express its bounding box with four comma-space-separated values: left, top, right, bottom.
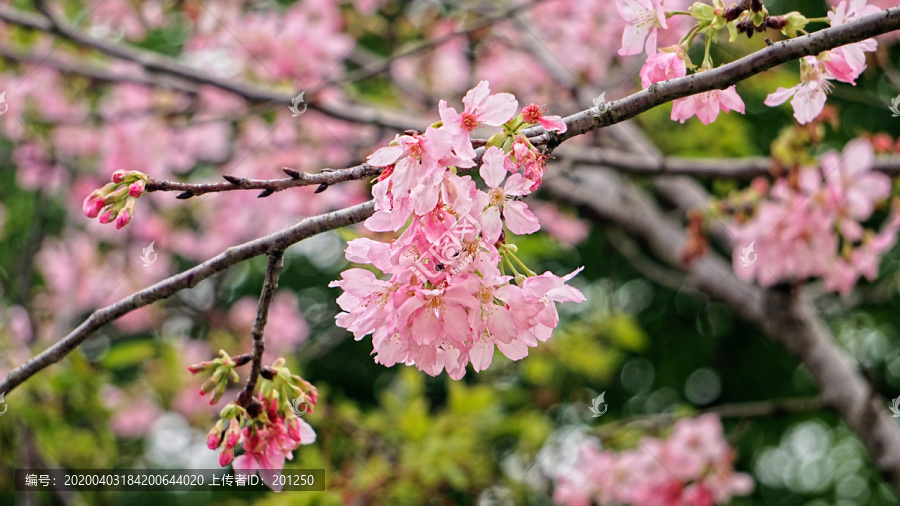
639, 48, 688, 88
552, 414, 753, 506
732, 139, 897, 295
671, 86, 745, 125
763, 57, 834, 124
615, 0, 668, 56
331, 82, 584, 379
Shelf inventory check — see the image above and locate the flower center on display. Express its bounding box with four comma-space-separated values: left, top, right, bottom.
460, 111, 479, 132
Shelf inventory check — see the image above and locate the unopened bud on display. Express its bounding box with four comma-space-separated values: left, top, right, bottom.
128, 180, 145, 198
206, 420, 225, 449
111, 170, 129, 183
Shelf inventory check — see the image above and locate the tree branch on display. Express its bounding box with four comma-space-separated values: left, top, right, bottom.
0, 3, 426, 131
524, 7, 900, 147
326, 0, 547, 89
0, 201, 375, 396
147, 165, 382, 199
558, 146, 900, 179
542, 167, 900, 494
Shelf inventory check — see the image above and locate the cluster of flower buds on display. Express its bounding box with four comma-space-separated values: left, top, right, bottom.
82, 170, 149, 229
188, 349, 247, 405
194, 355, 318, 490
259, 358, 319, 416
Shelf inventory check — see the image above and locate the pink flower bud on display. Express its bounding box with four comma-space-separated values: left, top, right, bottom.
226, 420, 241, 450
98, 209, 117, 224
200, 377, 217, 396
111, 170, 128, 183
115, 209, 132, 230
187, 360, 215, 375
207, 422, 224, 450
83, 193, 104, 218
128, 181, 145, 198
218, 448, 234, 467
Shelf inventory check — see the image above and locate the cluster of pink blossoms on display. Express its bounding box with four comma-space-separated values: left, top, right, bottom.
639, 46, 745, 125
330, 81, 585, 379
620, 0, 746, 125
765, 0, 880, 123
621, 0, 884, 126
553, 414, 753, 506
732, 139, 900, 295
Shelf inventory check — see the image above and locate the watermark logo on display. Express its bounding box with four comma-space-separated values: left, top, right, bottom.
591, 91, 609, 115
890, 94, 900, 117
0, 91, 8, 116
291, 395, 309, 417
289, 91, 307, 117
412, 213, 480, 281
890, 395, 900, 418
140, 241, 158, 267
739, 241, 757, 267
0, 392, 7, 416
588, 392, 607, 418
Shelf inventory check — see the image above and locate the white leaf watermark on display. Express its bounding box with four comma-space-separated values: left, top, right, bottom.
588, 391, 607, 418
289, 91, 307, 118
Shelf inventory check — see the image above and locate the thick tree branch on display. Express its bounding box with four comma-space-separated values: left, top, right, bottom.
542, 167, 900, 494
0, 3, 426, 131
327, 0, 546, 89
558, 146, 900, 179
0, 201, 375, 396
524, 7, 900, 147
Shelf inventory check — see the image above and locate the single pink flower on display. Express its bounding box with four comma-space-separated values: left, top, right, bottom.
671, 85, 745, 125
821, 139, 889, 221
764, 58, 834, 125
521, 103, 567, 134
474, 146, 540, 243
639, 49, 686, 88
439, 80, 518, 159
616, 0, 667, 56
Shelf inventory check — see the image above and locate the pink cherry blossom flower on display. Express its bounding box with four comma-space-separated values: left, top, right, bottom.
439, 80, 518, 159
474, 146, 541, 244
671, 86, 745, 125
521, 103, 567, 134
616, 0, 667, 56
764, 57, 834, 124
552, 414, 753, 506
639, 48, 687, 88
822, 138, 890, 221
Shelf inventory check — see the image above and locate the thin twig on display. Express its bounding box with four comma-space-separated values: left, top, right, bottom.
147, 165, 381, 199
243, 250, 285, 398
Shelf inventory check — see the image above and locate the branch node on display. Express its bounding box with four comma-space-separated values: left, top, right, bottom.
282, 167, 302, 179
